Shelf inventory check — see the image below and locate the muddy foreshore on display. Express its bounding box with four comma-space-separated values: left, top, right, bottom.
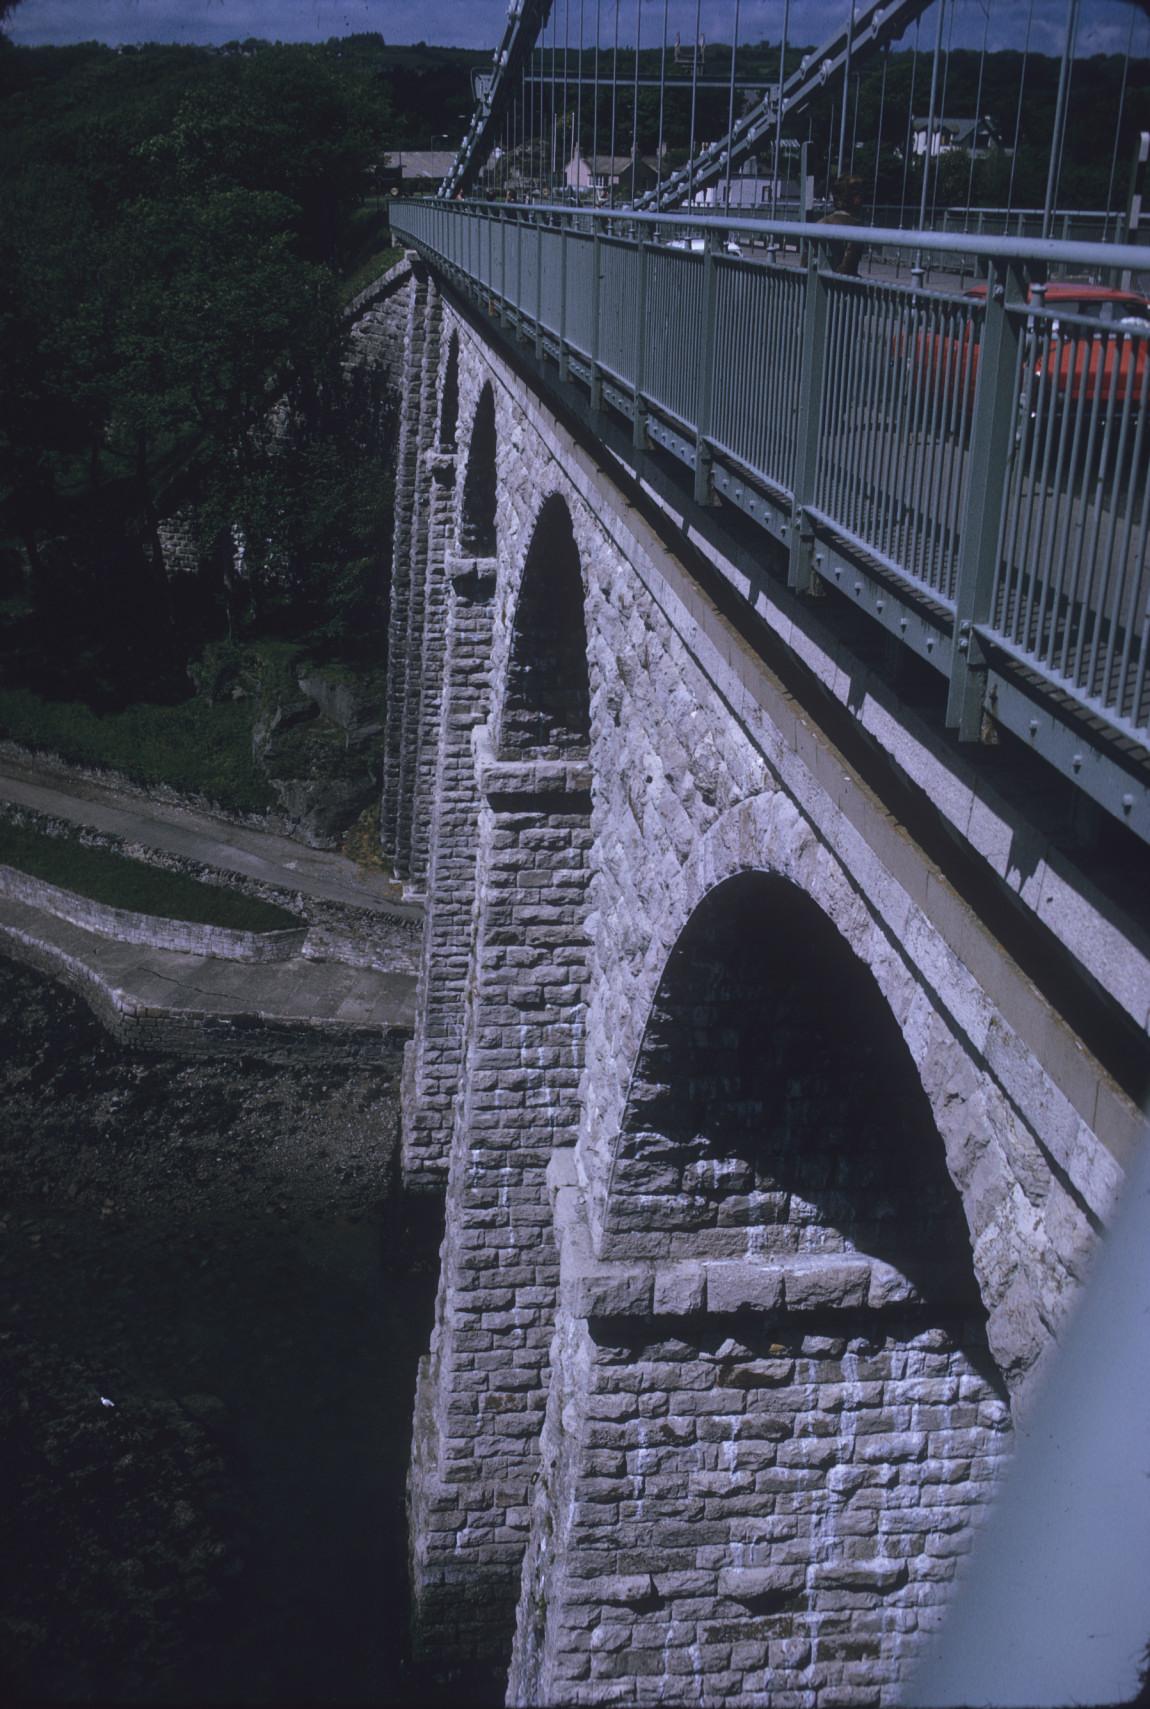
0, 954, 445, 1707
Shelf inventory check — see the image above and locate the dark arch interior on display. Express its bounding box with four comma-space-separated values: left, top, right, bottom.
500, 495, 591, 760
460, 383, 496, 557
618, 871, 980, 1289
439, 334, 459, 454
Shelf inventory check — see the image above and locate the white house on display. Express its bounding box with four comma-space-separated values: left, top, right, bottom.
911, 115, 999, 158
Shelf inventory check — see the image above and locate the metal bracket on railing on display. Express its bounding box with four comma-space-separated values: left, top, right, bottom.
694, 232, 721, 506
589, 228, 603, 413
534, 218, 544, 360
632, 234, 649, 451
789, 253, 831, 592
559, 215, 570, 383
945, 257, 1027, 741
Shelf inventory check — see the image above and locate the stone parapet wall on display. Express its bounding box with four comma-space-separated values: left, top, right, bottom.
0, 862, 305, 963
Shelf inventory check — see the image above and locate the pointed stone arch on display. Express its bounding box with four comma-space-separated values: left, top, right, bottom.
610, 868, 982, 1296
499, 493, 591, 759
438, 331, 459, 453
512, 862, 1014, 1705
460, 381, 497, 557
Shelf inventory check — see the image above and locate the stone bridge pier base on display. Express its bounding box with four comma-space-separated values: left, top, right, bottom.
402, 557, 496, 1191
509, 1159, 1011, 1706
407, 731, 594, 1665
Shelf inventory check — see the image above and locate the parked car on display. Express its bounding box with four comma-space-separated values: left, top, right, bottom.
910, 282, 1150, 425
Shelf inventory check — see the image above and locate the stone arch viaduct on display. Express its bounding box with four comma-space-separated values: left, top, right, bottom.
361, 253, 1149, 1706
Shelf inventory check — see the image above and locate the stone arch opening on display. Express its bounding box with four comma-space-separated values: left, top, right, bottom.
499, 493, 590, 759
614, 869, 984, 1293
460, 382, 497, 557
439, 332, 459, 453
538, 869, 1016, 1703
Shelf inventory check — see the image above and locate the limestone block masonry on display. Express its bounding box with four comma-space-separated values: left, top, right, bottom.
0, 863, 306, 963
383, 279, 1148, 1705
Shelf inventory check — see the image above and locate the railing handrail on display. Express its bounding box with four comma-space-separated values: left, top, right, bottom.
403, 197, 1150, 276
391, 197, 1150, 844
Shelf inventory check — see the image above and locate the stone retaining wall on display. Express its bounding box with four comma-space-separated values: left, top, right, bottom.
0, 863, 306, 963
0, 798, 418, 974
0, 913, 404, 1065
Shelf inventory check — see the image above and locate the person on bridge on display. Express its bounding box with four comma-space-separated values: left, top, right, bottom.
817, 175, 867, 277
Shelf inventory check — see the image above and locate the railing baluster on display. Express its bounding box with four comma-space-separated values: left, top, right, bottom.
694, 233, 720, 506
559, 214, 570, 383
946, 258, 1026, 740
633, 231, 649, 451
535, 217, 544, 359
590, 227, 602, 413
790, 246, 831, 594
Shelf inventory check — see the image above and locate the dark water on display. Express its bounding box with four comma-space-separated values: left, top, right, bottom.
0, 955, 442, 1706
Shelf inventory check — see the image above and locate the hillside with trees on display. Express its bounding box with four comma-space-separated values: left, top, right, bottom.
0, 33, 412, 832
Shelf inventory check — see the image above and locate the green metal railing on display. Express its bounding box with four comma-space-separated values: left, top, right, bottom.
392, 197, 1150, 841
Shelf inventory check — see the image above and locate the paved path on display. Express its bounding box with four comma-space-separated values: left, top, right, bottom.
0, 754, 421, 1050
0, 894, 416, 1032
0, 752, 421, 920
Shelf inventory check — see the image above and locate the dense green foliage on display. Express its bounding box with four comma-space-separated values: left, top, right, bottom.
0, 34, 396, 719
0, 816, 300, 930
0, 684, 276, 810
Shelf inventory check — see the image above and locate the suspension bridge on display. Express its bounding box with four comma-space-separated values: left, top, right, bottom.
370, 2, 1150, 1702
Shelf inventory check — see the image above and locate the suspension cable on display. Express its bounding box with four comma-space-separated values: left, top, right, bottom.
773, 0, 791, 217
1104, 1, 1139, 236
592, 0, 601, 201
656, 0, 669, 202
1043, 0, 1082, 240
870, 40, 889, 222
918, 0, 947, 234
609, 0, 619, 207
964, 0, 991, 224
1005, 0, 1034, 225
576, 0, 585, 196
632, 0, 642, 196
562, 0, 570, 189
837, 1, 856, 179
687, 0, 703, 206
551, 5, 558, 192
898, 14, 920, 229
928, 0, 956, 230
725, 0, 742, 208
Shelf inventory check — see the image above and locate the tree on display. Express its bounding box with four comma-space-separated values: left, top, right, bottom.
0, 37, 389, 700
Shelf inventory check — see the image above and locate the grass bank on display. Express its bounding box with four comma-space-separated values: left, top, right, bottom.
0, 820, 300, 933
0, 688, 276, 815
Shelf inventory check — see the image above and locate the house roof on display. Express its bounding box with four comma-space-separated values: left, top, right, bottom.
911, 115, 996, 141
384, 150, 458, 179
586, 154, 637, 175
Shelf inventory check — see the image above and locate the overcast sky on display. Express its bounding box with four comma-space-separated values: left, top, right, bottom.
6, 1, 1150, 57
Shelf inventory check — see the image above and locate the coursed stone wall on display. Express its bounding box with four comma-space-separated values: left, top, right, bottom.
0, 863, 305, 963
0, 912, 402, 1064
381, 260, 431, 876
387, 286, 1137, 1706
